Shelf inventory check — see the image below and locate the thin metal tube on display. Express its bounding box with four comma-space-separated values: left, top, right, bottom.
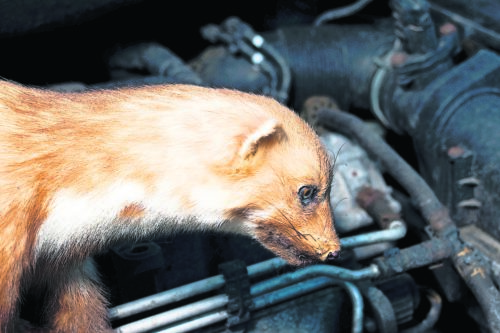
113, 262, 375, 332
114, 295, 228, 333
246, 256, 288, 276
108, 275, 225, 321
251, 263, 379, 297
109, 211, 395, 325
289, 262, 380, 281
155, 311, 229, 333
153, 277, 363, 333
111, 244, 382, 321
341, 220, 407, 249
109, 257, 288, 320
252, 276, 336, 309
253, 277, 364, 333
342, 282, 364, 333
352, 242, 393, 260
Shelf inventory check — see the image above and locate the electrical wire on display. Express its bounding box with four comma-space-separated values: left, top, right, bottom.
314, 0, 373, 26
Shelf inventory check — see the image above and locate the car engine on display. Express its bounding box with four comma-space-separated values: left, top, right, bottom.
2, 0, 500, 332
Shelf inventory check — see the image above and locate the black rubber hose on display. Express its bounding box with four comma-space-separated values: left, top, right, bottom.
262, 21, 394, 111
316, 107, 455, 235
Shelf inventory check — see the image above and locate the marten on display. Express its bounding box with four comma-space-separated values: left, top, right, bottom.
0, 80, 340, 332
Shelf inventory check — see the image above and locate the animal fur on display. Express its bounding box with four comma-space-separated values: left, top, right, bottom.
0, 80, 340, 332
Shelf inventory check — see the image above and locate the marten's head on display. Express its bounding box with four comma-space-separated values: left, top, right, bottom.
215, 92, 341, 266
142, 86, 340, 266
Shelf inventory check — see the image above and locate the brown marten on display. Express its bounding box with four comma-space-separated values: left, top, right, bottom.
0, 80, 340, 332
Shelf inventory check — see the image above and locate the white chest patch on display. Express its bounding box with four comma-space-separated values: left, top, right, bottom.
35, 180, 254, 259
35, 181, 147, 256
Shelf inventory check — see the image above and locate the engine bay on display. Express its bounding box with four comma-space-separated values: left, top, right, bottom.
3, 0, 500, 332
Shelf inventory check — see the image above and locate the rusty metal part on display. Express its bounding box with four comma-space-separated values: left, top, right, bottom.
301, 96, 339, 133
373, 238, 455, 277
460, 225, 500, 262
452, 245, 500, 333
356, 187, 402, 229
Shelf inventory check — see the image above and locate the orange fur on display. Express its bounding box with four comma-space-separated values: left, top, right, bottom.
119, 203, 146, 220
0, 80, 340, 332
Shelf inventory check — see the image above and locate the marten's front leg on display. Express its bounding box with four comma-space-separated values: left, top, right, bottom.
0, 258, 24, 333
0, 223, 32, 333
44, 259, 111, 333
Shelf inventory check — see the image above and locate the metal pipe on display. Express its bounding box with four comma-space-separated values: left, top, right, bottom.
110, 224, 402, 322
252, 276, 331, 308
153, 277, 363, 333
246, 256, 288, 276
342, 282, 365, 333
340, 220, 407, 249
251, 264, 379, 298
110, 217, 406, 331
452, 246, 500, 333
113, 274, 367, 333
253, 277, 364, 333
114, 295, 228, 333
250, 263, 376, 296
108, 275, 225, 321
108, 257, 288, 320
374, 237, 454, 277
155, 311, 229, 333
352, 242, 394, 260
112, 263, 376, 332
249, 222, 404, 297
459, 273, 500, 333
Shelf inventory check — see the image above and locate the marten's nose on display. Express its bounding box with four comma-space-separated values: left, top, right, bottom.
315, 234, 341, 262
325, 251, 340, 261
319, 249, 340, 262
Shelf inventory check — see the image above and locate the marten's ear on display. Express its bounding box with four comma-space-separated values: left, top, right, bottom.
238, 118, 282, 160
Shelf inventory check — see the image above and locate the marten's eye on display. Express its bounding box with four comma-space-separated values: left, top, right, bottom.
298, 185, 318, 206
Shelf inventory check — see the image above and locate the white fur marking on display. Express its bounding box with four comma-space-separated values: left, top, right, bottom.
36, 182, 146, 255
35, 180, 239, 257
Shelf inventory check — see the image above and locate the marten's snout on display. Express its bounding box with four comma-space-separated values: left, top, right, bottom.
309, 201, 341, 263
299, 241, 340, 265
324, 250, 340, 262
315, 239, 341, 263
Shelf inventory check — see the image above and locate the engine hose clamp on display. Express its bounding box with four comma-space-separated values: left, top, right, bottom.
219, 260, 252, 332
370, 55, 394, 131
